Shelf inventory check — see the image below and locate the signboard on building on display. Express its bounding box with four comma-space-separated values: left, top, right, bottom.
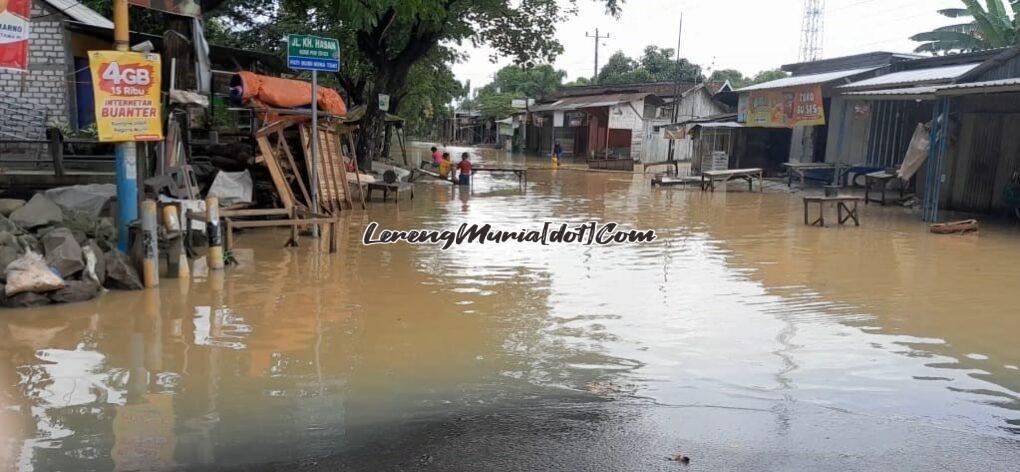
128, 0, 201, 17
287, 34, 340, 72
88, 51, 163, 142
0, 0, 30, 72
744, 85, 826, 128
512, 98, 535, 109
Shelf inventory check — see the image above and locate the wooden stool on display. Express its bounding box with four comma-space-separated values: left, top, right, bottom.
803, 196, 864, 227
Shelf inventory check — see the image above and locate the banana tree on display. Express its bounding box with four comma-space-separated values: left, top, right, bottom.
911, 0, 1020, 53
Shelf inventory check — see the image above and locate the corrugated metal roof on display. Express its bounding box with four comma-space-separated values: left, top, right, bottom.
842, 86, 939, 100
937, 77, 1020, 94
734, 67, 878, 92
530, 92, 653, 112
841, 77, 1020, 100
43, 0, 114, 29
840, 63, 980, 90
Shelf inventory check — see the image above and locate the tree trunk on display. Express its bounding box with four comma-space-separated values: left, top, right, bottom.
356, 92, 384, 171
379, 95, 403, 160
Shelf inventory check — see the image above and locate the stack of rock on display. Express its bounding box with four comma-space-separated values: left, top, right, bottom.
0, 194, 144, 308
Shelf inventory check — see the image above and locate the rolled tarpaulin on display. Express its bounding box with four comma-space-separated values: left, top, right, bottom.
230, 71, 347, 117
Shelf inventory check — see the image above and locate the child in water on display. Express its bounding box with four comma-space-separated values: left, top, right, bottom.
430, 146, 442, 166
438, 152, 454, 181
457, 153, 473, 186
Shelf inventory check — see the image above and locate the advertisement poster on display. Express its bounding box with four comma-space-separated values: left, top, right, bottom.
88, 51, 163, 142
128, 0, 201, 17
745, 85, 826, 128
0, 0, 30, 71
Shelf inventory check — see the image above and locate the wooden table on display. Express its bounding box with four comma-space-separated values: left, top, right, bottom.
470, 167, 527, 186
701, 168, 764, 192
366, 182, 414, 202
782, 162, 835, 187
863, 171, 907, 206
643, 160, 681, 175
802, 196, 864, 227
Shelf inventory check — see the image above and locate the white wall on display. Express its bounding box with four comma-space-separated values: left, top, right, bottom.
640, 88, 727, 163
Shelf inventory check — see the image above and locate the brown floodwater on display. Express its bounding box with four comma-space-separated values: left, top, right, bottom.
1, 144, 1019, 471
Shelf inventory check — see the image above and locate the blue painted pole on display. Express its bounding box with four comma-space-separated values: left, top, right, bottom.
113, 0, 136, 252
116, 143, 138, 251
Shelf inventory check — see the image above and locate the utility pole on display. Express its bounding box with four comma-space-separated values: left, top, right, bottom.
112, 0, 137, 251
586, 28, 610, 83
667, 14, 683, 163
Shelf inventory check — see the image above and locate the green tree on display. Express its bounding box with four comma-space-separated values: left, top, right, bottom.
564, 76, 592, 87
748, 69, 788, 85
911, 0, 1020, 53
470, 64, 565, 119
206, 0, 621, 169
397, 51, 468, 138
708, 69, 749, 89
596, 47, 703, 85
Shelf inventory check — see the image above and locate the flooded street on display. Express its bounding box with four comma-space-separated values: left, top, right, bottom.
2, 144, 1019, 471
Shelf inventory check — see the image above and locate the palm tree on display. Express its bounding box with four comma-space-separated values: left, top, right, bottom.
911, 0, 1020, 54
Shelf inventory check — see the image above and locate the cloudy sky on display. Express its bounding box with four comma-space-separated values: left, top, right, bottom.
452, 0, 964, 89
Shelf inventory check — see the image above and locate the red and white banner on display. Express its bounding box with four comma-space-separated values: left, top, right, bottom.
0, 0, 30, 72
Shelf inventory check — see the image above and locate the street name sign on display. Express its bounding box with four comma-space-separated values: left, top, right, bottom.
287, 35, 340, 72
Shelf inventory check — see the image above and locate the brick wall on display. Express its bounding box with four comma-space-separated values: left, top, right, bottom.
0, 0, 71, 131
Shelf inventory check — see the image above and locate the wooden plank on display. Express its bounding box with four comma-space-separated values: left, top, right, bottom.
277, 130, 313, 209
301, 124, 337, 215
317, 127, 344, 213
341, 129, 365, 209
255, 133, 296, 210
321, 127, 352, 211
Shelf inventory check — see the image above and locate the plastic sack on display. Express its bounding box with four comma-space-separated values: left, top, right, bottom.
5, 251, 65, 296
898, 123, 930, 181
207, 170, 253, 205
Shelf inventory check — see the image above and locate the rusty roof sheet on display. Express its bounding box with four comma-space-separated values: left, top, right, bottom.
840, 63, 980, 90
43, 0, 114, 29
530, 92, 656, 112
735, 68, 879, 92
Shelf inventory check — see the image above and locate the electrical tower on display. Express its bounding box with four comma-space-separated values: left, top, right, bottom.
799, 0, 825, 62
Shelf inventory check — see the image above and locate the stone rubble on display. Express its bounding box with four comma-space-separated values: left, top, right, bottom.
0, 193, 143, 308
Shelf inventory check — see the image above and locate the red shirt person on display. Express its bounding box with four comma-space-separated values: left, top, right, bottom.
456, 153, 472, 185
431, 146, 442, 166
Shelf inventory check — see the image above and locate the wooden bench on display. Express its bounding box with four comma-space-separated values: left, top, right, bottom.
470, 167, 527, 186
863, 171, 909, 206
701, 168, 764, 192
782, 162, 834, 187
803, 196, 864, 227
366, 182, 414, 202
643, 160, 680, 175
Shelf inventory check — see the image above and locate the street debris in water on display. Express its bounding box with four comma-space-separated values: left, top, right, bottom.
668, 453, 691, 465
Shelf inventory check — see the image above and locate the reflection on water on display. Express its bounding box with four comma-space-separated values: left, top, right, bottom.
1, 143, 1019, 470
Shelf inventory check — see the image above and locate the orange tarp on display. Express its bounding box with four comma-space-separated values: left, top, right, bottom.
235, 71, 347, 117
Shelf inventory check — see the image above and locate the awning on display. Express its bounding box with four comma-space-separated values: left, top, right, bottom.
839, 63, 980, 90
842, 86, 939, 101
936, 77, 1020, 95
842, 77, 1020, 100
529, 92, 659, 112
734, 67, 879, 92
691, 122, 744, 129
